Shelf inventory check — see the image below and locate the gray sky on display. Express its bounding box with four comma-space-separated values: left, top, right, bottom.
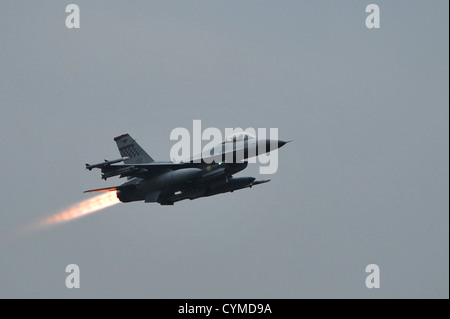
0, 1, 448, 298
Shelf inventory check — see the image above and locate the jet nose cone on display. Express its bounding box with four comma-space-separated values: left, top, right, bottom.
278, 140, 291, 148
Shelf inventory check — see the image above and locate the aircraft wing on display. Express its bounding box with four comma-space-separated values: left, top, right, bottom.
96, 161, 204, 180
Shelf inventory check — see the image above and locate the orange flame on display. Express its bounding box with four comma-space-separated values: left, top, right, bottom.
40, 192, 120, 228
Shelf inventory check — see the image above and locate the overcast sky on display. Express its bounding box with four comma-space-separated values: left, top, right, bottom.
0, 1, 448, 298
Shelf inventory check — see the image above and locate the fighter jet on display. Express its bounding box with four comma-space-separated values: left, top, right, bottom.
84, 132, 290, 205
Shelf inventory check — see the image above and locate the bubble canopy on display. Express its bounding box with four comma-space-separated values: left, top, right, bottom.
223, 132, 256, 143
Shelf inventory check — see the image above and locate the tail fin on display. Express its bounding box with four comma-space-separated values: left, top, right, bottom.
114, 133, 154, 164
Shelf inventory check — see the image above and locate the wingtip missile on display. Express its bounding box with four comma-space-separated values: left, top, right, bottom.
252, 179, 271, 186
85, 157, 130, 170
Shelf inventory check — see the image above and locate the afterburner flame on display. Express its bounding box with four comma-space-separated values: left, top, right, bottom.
40, 192, 120, 227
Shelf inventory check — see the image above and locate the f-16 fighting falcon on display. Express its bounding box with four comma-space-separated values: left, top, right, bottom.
84, 132, 290, 205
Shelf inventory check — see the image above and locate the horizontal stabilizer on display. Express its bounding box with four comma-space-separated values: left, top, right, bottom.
83, 186, 120, 193
83, 186, 117, 193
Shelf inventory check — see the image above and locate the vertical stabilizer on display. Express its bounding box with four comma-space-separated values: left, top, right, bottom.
114, 134, 154, 164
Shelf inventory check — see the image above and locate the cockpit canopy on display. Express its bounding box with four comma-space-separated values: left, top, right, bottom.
223, 132, 256, 143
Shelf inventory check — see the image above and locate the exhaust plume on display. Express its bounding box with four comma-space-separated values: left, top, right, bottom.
38, 192, 120, 229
